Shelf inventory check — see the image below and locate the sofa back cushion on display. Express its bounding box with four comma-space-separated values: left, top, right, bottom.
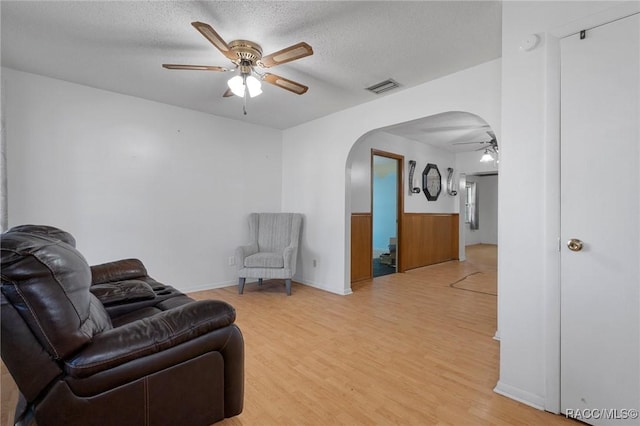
90, 258, 148, 284
7, 224, 77, 247
1, 230, 112, 360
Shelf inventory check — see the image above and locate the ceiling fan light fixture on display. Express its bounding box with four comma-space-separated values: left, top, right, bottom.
246, 75, 262, 97
227, 74, 262, 98
480, 149, 494, 163
227, 75, 246, 97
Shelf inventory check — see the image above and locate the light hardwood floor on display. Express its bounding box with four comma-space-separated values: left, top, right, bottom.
1, 245, 576, 425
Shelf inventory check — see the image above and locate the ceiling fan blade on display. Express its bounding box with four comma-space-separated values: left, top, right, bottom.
452, 141, 487, 146
223, 88, 234, 98
162, 64, 228, 72
191, 21, 237, 61
263, 73, 308, 95
476, 145, 498, 153
259, 42, 313, 68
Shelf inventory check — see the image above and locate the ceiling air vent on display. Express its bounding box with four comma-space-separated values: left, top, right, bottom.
365, 78, 401, 95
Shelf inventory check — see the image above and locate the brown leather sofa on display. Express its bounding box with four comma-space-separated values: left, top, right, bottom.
1, 225, 244, 426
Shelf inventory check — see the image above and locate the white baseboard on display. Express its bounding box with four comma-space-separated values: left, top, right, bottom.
181, 280, 236, 294
300, 279, 352, 295
181, 277, 352, 296
494, 381, 545, 410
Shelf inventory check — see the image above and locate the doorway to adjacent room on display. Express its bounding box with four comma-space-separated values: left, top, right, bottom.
371, 151, 402, 278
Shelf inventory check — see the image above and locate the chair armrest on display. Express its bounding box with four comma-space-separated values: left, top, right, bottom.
64, 300, 236, 378
91, 258, 148, 284
235, 244, 258, 268
283, 245, 299, 269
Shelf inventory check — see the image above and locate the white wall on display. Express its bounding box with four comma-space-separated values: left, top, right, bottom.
497, 0, 635, 411
349, 131, 457, 214
2, 68, 283, 292
464, 174, 498, 246
281, 59, 501, 295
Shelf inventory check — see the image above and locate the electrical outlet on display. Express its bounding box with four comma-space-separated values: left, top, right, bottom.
228, 256, 235, 266
312, 259, 317, 267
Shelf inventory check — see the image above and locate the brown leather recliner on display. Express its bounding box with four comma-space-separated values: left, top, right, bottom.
1, 225, 244, 426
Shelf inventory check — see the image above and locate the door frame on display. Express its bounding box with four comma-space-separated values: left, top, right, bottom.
371, 149, 405, 273
541, 3, 640, 413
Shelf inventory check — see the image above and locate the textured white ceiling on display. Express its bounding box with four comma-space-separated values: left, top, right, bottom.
1, 1, 501, 131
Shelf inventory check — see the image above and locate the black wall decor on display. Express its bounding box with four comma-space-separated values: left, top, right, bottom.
446, 167, 458, 196
408, 160, 421, 194
422, 163, 442, 201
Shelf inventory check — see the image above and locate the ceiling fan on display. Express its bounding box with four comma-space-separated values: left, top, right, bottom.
163, 22, 313, 114
452, 131, 499, 162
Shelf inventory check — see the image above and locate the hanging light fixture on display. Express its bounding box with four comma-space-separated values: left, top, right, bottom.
245, 74, 262, 97
227, 60, 263, 115
480, 149, 495, 162
227, 73, 262, 98
227, 75, 245, 97
227, 60, 262, 98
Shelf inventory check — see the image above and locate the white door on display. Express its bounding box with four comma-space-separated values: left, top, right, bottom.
560, 13, 639, 425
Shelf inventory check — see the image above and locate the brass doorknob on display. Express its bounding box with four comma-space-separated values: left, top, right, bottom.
567, 239, 583, 252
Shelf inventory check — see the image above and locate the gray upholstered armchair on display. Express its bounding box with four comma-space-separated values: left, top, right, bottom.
235, 213, 303, 296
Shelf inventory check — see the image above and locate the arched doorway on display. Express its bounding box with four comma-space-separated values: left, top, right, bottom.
346, 111, 500, 338
347, 111, 498, 280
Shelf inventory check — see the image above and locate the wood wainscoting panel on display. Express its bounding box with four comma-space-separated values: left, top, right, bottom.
351, 213, 372, 282
401, 213, 459, 271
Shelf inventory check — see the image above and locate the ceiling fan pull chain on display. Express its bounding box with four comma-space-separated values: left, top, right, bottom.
243, 73, 248, 115
243, 90, 248, 115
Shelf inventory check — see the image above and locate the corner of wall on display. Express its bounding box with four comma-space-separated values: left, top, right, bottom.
494, 381, 545, 411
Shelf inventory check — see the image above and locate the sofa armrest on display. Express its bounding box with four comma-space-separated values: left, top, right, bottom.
64, 300, 236, 378
91, 258, 148, 284
90, 280, 156, 306
235, 244, 258, 269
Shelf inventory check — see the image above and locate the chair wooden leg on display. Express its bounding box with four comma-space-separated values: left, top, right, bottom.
238, 277, 246, 294
285, 279, 292, 296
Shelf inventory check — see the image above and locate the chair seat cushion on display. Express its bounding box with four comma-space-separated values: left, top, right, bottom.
244, 252, 284, 268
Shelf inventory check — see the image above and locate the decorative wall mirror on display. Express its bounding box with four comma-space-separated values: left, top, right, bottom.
422, 163, 442, 201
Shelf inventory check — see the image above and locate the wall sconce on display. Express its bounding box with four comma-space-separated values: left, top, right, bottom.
408, 160, 421, 194
446, 167, 458, 196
